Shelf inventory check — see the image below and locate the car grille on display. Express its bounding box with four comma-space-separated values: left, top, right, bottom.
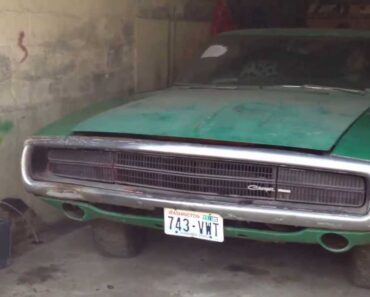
35, 148, 366, 208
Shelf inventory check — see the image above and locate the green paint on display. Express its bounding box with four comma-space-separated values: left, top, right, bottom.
73, 88, 370, 151
222, 28, 370, 39
37, 93, 149, 136
44, 198, 370, 253
333, 109, 370, 161
0, 120, 14, 143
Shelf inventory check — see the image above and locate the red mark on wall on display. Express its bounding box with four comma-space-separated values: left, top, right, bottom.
18, 31, 28, 63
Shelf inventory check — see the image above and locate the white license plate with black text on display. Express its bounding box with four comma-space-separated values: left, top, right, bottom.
164, 209, 224, 242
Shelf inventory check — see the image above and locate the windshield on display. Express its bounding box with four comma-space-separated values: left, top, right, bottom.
177, 35, 370, 90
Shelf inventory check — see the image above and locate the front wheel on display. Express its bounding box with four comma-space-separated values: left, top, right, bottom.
349, 245, 370, 288
91, 220, 146, 258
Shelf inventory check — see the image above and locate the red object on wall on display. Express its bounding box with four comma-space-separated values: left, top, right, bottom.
211, 0, 237, 36
18, 31, 28, 64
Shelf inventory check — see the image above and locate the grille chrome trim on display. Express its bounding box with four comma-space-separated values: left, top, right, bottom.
45, 149, 364, 207
22, 136, 370, 231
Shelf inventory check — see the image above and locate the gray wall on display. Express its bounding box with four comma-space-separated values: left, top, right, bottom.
0, 0, 216, 223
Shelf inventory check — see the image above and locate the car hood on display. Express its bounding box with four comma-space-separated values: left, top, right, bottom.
73, 88, 370, 151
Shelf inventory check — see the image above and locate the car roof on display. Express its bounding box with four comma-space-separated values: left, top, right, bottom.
221, 28, 370, 39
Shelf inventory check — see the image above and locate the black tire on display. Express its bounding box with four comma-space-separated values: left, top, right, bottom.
349, 245, 370, 289
91, 220, 146, 258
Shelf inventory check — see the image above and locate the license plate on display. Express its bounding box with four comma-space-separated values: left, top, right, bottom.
164, 209, 224, 242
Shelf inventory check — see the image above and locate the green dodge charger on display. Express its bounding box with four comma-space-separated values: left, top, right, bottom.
22, 29, 370, 287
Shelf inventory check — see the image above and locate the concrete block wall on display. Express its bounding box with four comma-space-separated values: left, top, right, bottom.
0, 0, 216, 224
135, 0, 215, 92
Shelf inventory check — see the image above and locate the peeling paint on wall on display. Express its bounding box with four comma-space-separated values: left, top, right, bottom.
0, 55, 11, 82
0, 120, 14, 143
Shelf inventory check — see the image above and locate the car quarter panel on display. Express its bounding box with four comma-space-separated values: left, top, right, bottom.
333, 109, 370, 161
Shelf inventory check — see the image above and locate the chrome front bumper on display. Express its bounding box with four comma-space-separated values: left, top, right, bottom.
21, 136, 370, 231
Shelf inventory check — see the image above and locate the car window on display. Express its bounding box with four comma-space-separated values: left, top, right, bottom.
177, 35, 370, 90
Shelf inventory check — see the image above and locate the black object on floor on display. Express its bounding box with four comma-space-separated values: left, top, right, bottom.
0, 219, 11, 269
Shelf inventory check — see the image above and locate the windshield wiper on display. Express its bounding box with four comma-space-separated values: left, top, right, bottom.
276, 84, 366, 95
174, 83, 238, 90
175, 83, 368, 94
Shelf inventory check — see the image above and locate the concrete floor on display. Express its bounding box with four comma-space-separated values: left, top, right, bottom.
0, 226, 369, 297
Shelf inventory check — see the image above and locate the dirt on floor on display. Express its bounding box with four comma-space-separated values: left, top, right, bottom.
0, 226, 369, 297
